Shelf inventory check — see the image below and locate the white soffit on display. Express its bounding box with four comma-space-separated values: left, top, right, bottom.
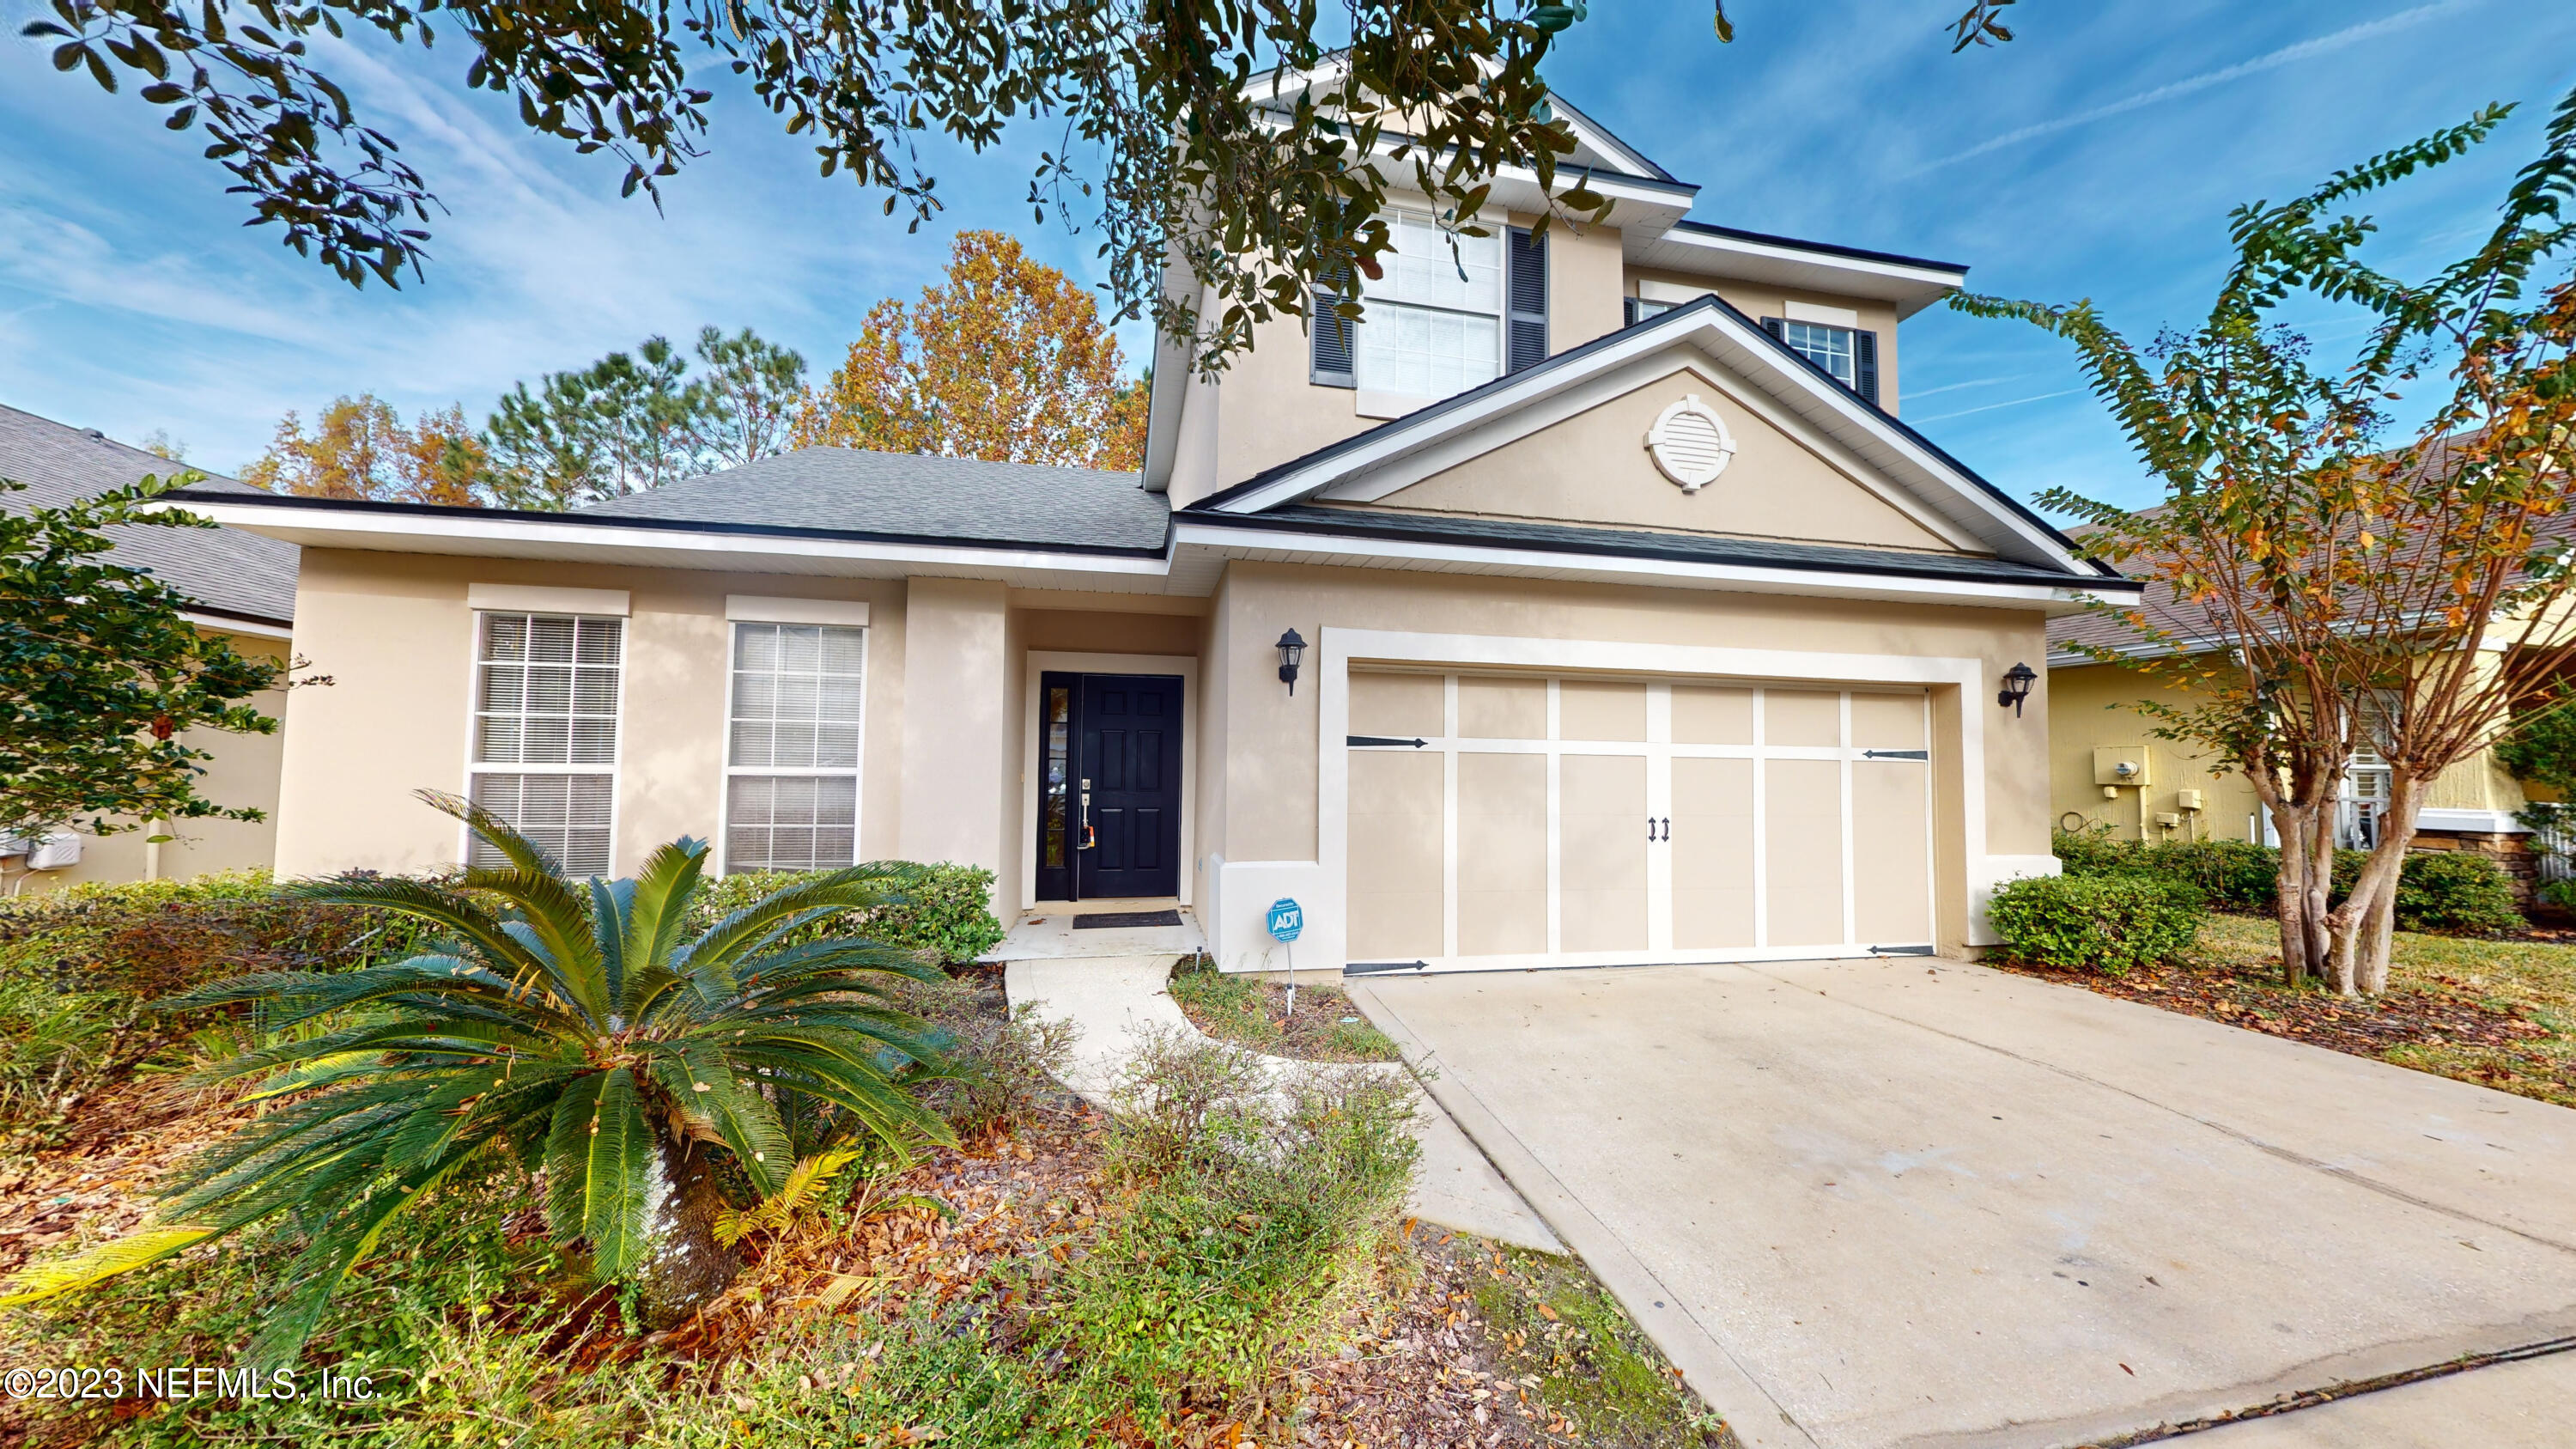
466, 582, 630, 616
726, 594, 872, 627
1629, 228, 1965, 319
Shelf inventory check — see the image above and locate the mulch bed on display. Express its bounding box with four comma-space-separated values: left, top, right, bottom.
1989, 950, 2573, 1099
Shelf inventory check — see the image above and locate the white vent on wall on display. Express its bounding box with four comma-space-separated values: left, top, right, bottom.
1644, 393, 1738, 494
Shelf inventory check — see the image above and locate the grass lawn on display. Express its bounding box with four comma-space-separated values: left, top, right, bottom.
1999, 914, 2576, 1108
1168, 960, 1402, 1062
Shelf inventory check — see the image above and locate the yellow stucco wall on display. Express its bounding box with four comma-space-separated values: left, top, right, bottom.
23, 627, 291, 893
2048, 661, 2528, 843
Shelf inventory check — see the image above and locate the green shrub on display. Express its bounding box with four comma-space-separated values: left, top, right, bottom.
2051, 829, 2528, 935
1985, 873, 2206, 974
2393, 850, 2524, 935
0, 870, 435, 1139
2050, 826, 2141, 878
687, 861, 1004, 964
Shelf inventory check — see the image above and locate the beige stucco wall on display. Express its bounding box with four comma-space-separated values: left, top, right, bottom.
1201, 562, 2052, 954
274, 550, 910, 879
26, 628, 291, 893
1365, 362, 1966, 552
2049, 661, 2528, 843
1626, 268, 1905, 414
1545, 218, 1627, 350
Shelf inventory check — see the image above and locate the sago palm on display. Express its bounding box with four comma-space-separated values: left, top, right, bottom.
2, 790, 952, 1364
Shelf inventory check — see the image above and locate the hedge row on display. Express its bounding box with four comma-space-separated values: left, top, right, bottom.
2050, 831, 2523, 935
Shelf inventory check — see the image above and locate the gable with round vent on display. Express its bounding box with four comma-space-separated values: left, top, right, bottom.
1644, 393, 1738, 493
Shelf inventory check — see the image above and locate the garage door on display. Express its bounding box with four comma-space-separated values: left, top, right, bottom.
1346, 671, 1933, 971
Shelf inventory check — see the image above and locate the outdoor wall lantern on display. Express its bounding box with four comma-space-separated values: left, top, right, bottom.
1998, 661, 2038, 716
1276, 628, 1308, 696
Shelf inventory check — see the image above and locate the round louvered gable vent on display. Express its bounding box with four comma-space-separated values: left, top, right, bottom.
1644, 394, 1738, 494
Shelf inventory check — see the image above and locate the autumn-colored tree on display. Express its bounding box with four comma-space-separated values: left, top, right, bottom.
1959, 85, 2576, 995
243, 396, 494, 505
799, 232, 1148, 471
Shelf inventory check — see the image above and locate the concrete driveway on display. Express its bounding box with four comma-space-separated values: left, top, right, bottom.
1346, 958, 2576, 1449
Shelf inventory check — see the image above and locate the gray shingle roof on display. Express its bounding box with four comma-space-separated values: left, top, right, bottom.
577, 447, 1169, 551
0, 403, 296, 627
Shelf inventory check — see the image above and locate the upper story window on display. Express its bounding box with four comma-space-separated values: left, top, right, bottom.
1313, 209, 1546, 399
1781, 320, 1856, 388
1761, 314, 1880, 407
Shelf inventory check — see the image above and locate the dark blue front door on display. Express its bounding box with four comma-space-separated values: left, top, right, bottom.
1074, 673, 1182, 899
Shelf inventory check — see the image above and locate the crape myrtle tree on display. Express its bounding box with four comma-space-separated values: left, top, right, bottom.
1956, 85, 2576, 995
0, 474, 284, 845
22, 0, 2022, 366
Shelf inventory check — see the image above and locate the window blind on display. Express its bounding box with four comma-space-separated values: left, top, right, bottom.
469, 612, 621, 876
725, 622, 866, 872
1310, 265, 1357, 388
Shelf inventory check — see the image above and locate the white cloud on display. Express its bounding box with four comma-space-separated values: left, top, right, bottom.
1911, 0, 2483, 174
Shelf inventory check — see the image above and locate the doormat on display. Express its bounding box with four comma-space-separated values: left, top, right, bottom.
1072, 910, 1182, 929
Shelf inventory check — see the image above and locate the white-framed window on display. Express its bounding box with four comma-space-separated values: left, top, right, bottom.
724, 621, 866, 873
1354, 207, 1504, 400
1781, 320, 1857, 388
469, 612, 623, 876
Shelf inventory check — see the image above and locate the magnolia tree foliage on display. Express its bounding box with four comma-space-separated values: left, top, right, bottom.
22, 0, 2021, 366
0, 475, 283, 843
797, 229, 1149, 469
1958, 86, 2576, 995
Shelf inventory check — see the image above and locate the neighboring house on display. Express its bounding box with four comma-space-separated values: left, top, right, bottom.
178, 82, 2135, 971
2047, 569, 2537, 879
0, 403, 299, 892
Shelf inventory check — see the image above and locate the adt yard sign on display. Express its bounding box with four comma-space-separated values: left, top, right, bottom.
1266, 898, 1304, 943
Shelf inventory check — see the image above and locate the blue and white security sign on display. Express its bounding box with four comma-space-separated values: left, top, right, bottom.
1265, 898, 1304, 943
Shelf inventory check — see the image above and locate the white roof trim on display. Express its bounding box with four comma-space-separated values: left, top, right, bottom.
170, 498, 1175, 587
185, 610, 293, 640
1170, 521, 2101, 612
1199, 301, 2094, 576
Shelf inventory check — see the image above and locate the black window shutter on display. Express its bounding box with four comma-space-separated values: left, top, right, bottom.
1506, 227, 1548, 373
1855, 329, 1880, 405
1624, 296, 1642, 327
1760, 316, 1785, 342
1310, 270, 1356, 388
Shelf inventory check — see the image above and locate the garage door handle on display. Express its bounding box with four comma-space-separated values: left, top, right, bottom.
1646, 815, 1668, 842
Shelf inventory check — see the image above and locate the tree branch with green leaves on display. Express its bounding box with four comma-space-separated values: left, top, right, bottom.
23, 0, 2026, 367
1, 473, 285, 844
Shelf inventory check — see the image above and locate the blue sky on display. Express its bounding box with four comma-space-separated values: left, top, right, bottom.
2, 1, 2570, 514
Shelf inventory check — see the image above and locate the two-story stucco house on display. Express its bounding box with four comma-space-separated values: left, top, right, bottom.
177, 88, 2136, 972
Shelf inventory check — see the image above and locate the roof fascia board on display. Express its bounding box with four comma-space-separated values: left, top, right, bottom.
1310, 346, 1991, 556
183, 608, 294, 639
168, 496, 1174, 579
1172, 521, 2104, 612
1199, 299, 2093, 575
1656, 223, 1965, 289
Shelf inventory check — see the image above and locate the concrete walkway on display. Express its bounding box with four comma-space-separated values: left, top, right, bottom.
1003, 956, 1563, 1254
1346, 956, 2576, 1449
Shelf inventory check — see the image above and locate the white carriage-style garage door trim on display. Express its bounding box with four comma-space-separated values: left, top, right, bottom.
1316, 629, 1993, 975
